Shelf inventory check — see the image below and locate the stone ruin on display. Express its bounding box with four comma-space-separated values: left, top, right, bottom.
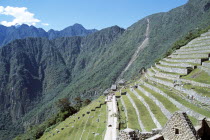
118, 112, 210, 140
118, 128, 140, 140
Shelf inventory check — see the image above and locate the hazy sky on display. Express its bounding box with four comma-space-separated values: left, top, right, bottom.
0, 0, 188, 31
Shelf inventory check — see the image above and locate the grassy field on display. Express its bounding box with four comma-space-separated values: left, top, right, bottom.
152, 81, 210, 118
134, 87, 168, 126
39, 97, 106, 140
117, 98, 127, 130
143, 82, 179, 113
121, 95, 141, 130
182, 69, 210, 84
184, 84, 210, 98
127, 90, 156, 131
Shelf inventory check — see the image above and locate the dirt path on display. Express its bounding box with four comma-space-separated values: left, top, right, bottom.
104, 95, 118, 140
117, 18, 150, 81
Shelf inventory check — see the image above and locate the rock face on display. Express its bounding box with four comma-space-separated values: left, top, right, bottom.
0, 23, 97, 47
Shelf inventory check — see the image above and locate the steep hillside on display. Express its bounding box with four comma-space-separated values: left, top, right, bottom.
39, 29, 210, 140
0, 23, 97, 47
0, 26, 124, 140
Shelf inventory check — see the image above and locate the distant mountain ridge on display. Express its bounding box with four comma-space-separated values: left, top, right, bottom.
0, 23, 97, 47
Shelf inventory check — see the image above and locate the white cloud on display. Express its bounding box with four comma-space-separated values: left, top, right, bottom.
42, 23, 49, 26
0, 6, 40, 26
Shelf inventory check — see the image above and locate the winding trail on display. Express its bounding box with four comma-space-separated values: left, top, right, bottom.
117, 18, 150, 81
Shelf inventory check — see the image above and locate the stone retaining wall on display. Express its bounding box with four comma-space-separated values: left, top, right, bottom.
151, 67, 180, 79
202, 62, 210, 68
145, 74, 174, 88
137, 85, 172, 119
170, 53, 209, 59
174, 49, 210, 55
174, 86, 210, 106
184, 42, 210, 48
131, 89, 162, 128
179, 45, 210, 52
143, 82, 205, 119
120, 97, 128, 124
201, 31, 210, 37
155, 64, 188, 75
198, 66, 210, 75
127, 93, 145, 131
188, 38, 210, 45
180, 78, 210, 88
163, 58, 202, 64
159, 61, 194, 68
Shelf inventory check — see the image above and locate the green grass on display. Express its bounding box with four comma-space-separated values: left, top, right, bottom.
134, 88, 168, 126
184, 84, 210, 98
127, 90, 156, 131
144, 82, 179, 113
182, 69, 210, 85
153, 81, 210, 118
117, 99, 127, 130
121, 95, 141, 130
39, 97, 106, 140
188, 116, 198, 126
94, 105, 107, 140
157, 64, 187, 69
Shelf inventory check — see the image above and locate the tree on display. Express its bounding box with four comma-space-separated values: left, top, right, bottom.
56, 98, 71, 112
74, 97, 83, 110
83, 99, 91, 106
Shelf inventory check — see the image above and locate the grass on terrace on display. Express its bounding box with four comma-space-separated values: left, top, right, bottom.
143, 82, 178, 113
121, 95, 141, 131
150, 81, 210, 118
40, 97, 106, 140
117, 98, 127, 130
182, 68, 210, 85
134, 88, 168, 126
184, 84, 210, 98
127, 90, 156, 131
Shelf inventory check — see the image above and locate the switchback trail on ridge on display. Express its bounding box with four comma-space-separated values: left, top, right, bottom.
116, 18, 150, 82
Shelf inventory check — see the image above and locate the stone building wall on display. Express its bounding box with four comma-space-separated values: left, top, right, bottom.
161, 112, 198, 140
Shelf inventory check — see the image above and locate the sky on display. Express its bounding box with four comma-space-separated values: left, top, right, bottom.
0, 0, 188, 31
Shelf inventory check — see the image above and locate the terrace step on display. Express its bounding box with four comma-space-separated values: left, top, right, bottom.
143, 82, 205, 119
174, 49, 210, 55
155, 63, 189, 75
163, 58, 203, 65
146, 74, 210, 105
188, 38, 210, 45
170, 53, 209, 59
130, 88, 162, 128
159, 60, 195, 69
126, 93, 146, 131
202, 61, 210, 68
137, 85, 172, 119
151, 66, 181, 79
201, 31, 210, 37
198, 65, 210, 75
178, 45, 210, 52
